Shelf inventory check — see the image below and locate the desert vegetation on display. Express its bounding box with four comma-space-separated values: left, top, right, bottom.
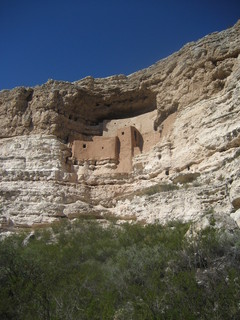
0, 220, 240, 319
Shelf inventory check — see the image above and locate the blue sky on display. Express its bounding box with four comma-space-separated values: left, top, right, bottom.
1, 0, 239, 90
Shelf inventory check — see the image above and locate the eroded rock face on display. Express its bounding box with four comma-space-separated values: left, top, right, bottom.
0, 77, 156, 142
0, 20, 240, 230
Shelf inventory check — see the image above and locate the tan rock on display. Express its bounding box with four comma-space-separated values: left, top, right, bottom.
0, 20, 240, 229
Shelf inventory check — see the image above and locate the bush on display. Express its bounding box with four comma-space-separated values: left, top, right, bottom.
0, 220, 240, 319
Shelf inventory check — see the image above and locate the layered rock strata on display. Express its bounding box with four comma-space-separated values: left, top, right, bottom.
0, 20, 240, 230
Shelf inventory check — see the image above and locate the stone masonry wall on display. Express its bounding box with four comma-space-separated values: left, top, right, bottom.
72, 136, 118, 162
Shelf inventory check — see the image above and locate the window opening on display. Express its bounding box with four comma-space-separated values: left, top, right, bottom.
134, 131, 137, 142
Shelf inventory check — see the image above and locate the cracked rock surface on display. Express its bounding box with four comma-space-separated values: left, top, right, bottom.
0, 20, 240, 230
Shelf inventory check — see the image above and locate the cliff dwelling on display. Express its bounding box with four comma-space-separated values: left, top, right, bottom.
72, 109, 167, 173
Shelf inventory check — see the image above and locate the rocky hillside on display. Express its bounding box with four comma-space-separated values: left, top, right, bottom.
0, 20, 240, 231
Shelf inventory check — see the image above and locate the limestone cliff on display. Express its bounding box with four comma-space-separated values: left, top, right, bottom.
1, 20, 240, 230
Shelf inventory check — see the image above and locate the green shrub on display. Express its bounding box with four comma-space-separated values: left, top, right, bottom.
0, 220, 240, 319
